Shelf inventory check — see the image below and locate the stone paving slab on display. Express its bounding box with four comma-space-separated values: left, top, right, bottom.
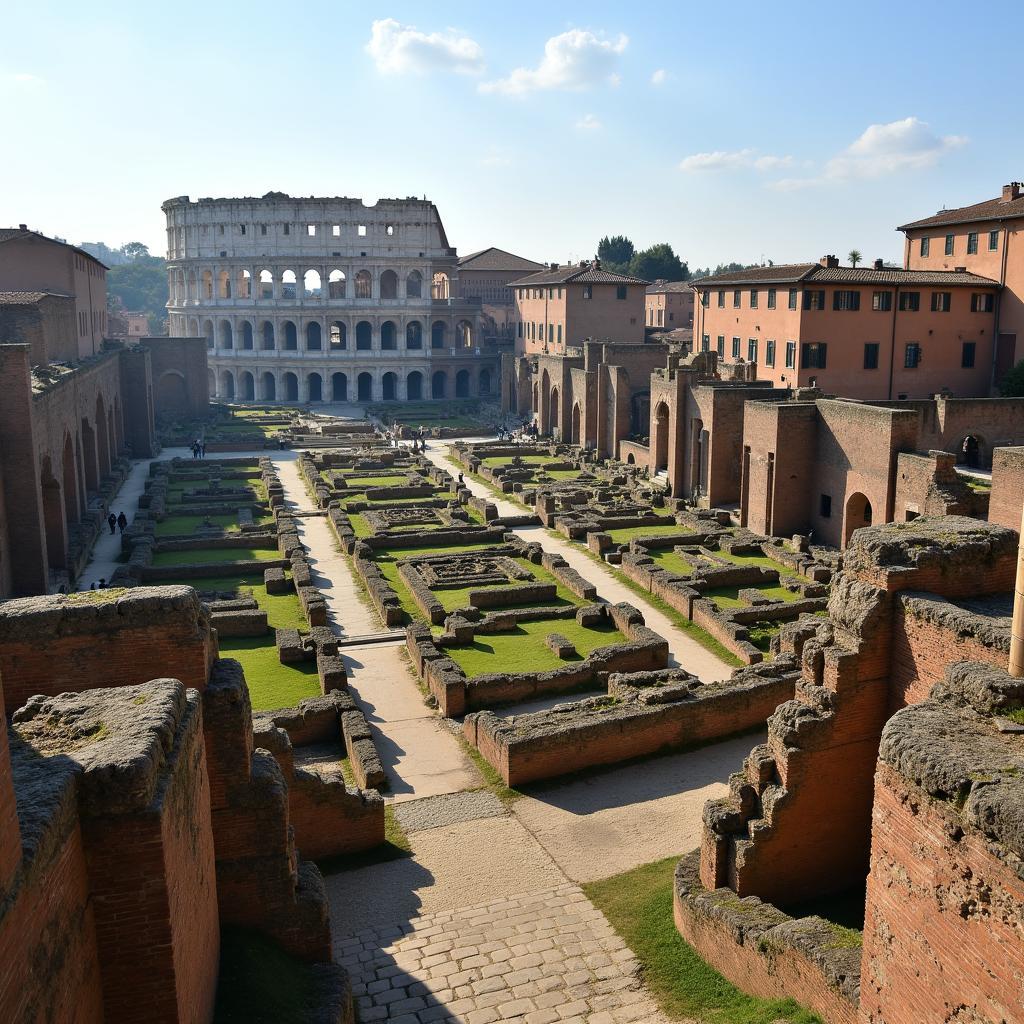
395, 790, 508, 834
338, 882, 672, 1023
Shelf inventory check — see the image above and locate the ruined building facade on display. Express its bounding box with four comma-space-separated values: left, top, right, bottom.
163, 193, 496, 404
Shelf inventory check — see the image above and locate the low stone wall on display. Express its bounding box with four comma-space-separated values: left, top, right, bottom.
673, 851, 859, 1024
464, 662, 797, 785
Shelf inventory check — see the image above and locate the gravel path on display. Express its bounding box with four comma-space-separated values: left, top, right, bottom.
395, 791, 508, 834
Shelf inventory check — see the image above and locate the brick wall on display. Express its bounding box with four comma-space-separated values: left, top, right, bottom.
146, 336, 209, 419
988, 446, 1024, 529
860, 763, 1024, 1023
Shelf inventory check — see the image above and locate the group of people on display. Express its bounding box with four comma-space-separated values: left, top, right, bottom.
497, 421, 537, 443
191, 439, 206, 459
106, 511, 128, 536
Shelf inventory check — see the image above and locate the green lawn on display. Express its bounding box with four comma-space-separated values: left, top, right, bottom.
343, 475, 410, 488
377, 541, 498, 559
154, 513, 239, 537
218, 637, 320, 711
714, 549, 800, 578
151, 574, 305, 630
584, 858, 820, 1024
649, 550, 695, 576
482, 455, 558, 467
152, 546, 281, 566
534, 469, 581, 481
347, 514, 373, 538
446, 619, 623, 677
606, 523, 687, 543
434, 561, 582, 614
702, 584, 800, 609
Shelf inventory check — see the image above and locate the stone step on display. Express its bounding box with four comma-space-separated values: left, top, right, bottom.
336, 630, 406, 649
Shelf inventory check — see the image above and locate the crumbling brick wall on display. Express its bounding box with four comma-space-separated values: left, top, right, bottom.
988, 445, 1024, 529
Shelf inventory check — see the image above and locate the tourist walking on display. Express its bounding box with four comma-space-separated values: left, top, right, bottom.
117, 512, 128, 534
107, 512, 117, 535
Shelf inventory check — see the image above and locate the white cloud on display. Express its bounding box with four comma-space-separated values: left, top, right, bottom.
771, 117, 967, 190
480, 29, 628, 96
679, 148, 792, 172
576, 113, 602, 132
365, 18, 485, 76
650, 68, 667, 86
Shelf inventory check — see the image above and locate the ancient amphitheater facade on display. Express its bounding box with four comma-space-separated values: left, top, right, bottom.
163, 193, 494, 404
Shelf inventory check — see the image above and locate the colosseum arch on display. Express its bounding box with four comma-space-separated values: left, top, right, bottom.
208, 369, 216, 398
381, 321, 396, 350
382, 372, 398, 401
455, 369, 470, 398
219, 320, 233, 349
328, 270, 346, 299
282, 372, 298, 402
308, 373, 323, 402
281, 270, 297, 299
259, 269, 274, 299
331, 372, 347, 402
407, 371, 423, 401
355, 270, 372, 299
187, 270, 197, 301
432, 370, 446, 399
357, 372, 373, 402
241, 321, 254, 349
380, 270, 398, 300
431, 321, 447, 349
220, 369, 235, 400
261, 321, 275, 349
432, 271, 450, 300
330, 321, 346, 351
479, 368, 491, 396
239, 371, 255, 401
356, 321, 372, 350
202, 270, 213, 300
303, 269, 321, 298
406, 270, 423, 298
237, 268, 252, 299
260, 372, 276, 401
283, 321, 298, 350
202, 319, 214, 350
456, 320, 474, 348
218, 270, 231, 299
306, 321, 322, 350
406, 321, 423, 349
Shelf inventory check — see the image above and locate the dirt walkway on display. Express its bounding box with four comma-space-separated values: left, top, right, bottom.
421, 441, 733, 683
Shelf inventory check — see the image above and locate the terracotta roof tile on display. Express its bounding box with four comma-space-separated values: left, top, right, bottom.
458, 247, 546, 272
510, 263, 649, 287
898, 194, 1024, 231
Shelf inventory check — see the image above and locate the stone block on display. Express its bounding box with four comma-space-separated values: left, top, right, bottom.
264, 567, 288, 594
544, 633, 576, 659
276, 628, 304, 664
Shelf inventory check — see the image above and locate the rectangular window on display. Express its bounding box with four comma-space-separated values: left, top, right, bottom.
765, 339, 776, 367
717, 335, 725, 357
898, 291, 920, 311
307, 224, 316, 236
583, 285, 593, 300
864, 343, 879, 369
962, 341, 976, 368
748, 338, 758, 362
967, 232, 978, 255
944, 233, 954, 256
657, 309, 664, 325
548, 324, 554, 343
616, 285, 627, 300
904, 343, 921, 368
702, 334, 710, 352
547, 288, 553, 300
731, 337, 741, 358
750, 289, 758, 309
283, 224, 290, 235
801, 342, 828, 369
517, 322, 522, 338
701, 290, 709, 307
332, 225, 340, 236
357, 224, 366, 236
931, 291, 952, 312
717, 290, 725, 308
557, 324, 562, 343
788, 289, 798, 310
785, 341, 796, 368
803, 290, 825, 310
767, 288, 776, 309
920, 237, 930, 257
832, 289, 861, 311
820, 494, 832, 518
989, 229, 1000, 251
733, 290, 741, 308
240, 224, 246, 235
971, 292, 994, 313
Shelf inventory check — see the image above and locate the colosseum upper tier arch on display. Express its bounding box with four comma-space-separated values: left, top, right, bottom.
162, 193, 495, 404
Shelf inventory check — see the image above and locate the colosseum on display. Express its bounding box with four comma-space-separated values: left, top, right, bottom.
163, 192, 494, 404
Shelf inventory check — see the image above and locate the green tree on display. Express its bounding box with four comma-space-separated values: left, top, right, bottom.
597, 235, 635, 273
848, 249, 862, 267
999, 359, 1024, 397
629, 243, 687, 282
121, 241, 151, 261
106, 253, 168, 332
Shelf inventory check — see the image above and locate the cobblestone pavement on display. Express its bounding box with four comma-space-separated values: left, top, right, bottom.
339, 883, 672, 1024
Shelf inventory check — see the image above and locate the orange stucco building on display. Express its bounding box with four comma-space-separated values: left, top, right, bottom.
899, 181, 1024, 384
0, 227, 108, 360
511, 260, 648, 356
692, 256, 997, 400
645, 280, 694, 330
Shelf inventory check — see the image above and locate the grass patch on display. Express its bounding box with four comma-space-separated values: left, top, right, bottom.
347, 514, 373, 538
482, 454, 559, 467
713, 549, 801, 578
1004, 708, 1024, 724
152, 546, 281, 567
702, 584, 800, 609
218, 637, 320, 711
606, 523, 687, 543
584, 857, 821, 1024
214, 927, 323, 1024
747, 624, 779, 654
343, 474, 410, 488
446, 619, 623, 677
458, 735, 522, 804
649, 549, 695, 576
154, 513, 240, 537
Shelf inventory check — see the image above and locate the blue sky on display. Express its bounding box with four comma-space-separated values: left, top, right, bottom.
2, 0, 1021, 269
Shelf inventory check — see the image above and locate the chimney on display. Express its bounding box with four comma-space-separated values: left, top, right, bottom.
549, 262, 559, 271
873, 258, 884, 270
592, 257, 602, 270
1001, 183, 1023, 203
18, 223, 27, 231
819, 254, 839, 268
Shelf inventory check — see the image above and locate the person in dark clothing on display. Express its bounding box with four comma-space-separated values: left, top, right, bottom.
107, 512, 117, 535
200, 442, 206, 458
117, 512, 128, 534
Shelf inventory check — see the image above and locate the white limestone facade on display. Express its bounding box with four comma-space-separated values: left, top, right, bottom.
163, 192, 494, 403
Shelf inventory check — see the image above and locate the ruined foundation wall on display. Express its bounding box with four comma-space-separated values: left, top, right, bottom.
988, 445, 1024, 530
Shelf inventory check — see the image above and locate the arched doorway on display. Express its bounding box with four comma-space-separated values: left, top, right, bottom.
261, 321, 275, 349
308, 373, 322, 402
356, 321, 372, 350
261, 372, 276, 401
220, 370, 235, 400
630, 391, 650, 438
306, 322, 322, 350
61, 434, 79, 528
652, 402, 670, 472
40, 455, 65, 570
432, 371, 446, 399
479, 368, 491, 396
548, 386, 560, 439
844, 492, 873, 546
381, 321, 396, 350
571, 403, 581, 445
407, 371, 423, 401
380, 270, 398, 299
158, 371, 189, 412
241, 322, 254, 349
455, 369, 470, 398
240, 371, 255, 401
960, 434, 983, 469
283, 372, 298, 402
431, 321, 447, 349
626, 452, 636, 465
406, 321, 423, 350
219, 320, 233, 349
382, 372, 397, 401
332, 373, 347, 402
357, 373, 373, 402
283, 321, 297, 350
95, 395, 110, 476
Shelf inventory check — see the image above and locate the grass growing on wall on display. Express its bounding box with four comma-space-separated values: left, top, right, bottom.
584, 858, 821, 1024
218, 637, 320, 711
